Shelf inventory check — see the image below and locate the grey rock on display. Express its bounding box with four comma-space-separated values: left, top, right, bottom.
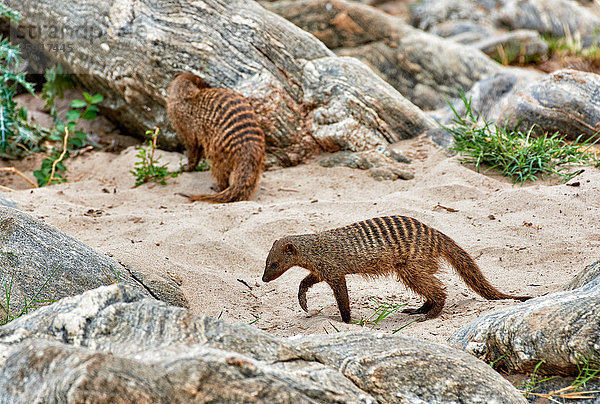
439, 68, 544, 126
0, 284, 526, 403
497, 69, 600, 141
7, 0, 434, 166
471, 29, 549, 63
265, 0, 503, 110
319, 149, 414, 181
564, 260, 600, 291
0, 206, 187, 320
296, 333, 526, 403
449, 260, 600, 375
0, 196, 17, 209
301, 56, 436, 150
412, 0, 600, 47
430, 20, 496, 42
411, 0, 492, 32
494, 0, 600, 47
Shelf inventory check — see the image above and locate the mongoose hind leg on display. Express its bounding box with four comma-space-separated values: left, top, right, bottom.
326, 276, 351, 323
402, 300, 434, 315
298, 273, 320, 312
397, 261, 447, 320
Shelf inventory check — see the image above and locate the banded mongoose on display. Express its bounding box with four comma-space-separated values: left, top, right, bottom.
262, 216, 531, 322
166, 73, 265, 203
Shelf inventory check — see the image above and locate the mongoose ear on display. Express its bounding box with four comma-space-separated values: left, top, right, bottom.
284, 243, 297, 255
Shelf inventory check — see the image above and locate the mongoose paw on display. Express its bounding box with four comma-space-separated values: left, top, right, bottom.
175, 192, 190, 198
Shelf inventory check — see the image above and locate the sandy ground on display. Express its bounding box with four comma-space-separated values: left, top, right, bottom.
2, 131, 599, 345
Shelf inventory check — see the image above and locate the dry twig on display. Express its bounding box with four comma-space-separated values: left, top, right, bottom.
47, 128, 70, 186
0, 167, 37, 188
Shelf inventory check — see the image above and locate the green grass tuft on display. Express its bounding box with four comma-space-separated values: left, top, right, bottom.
353, 297, 407, 328
441, 92, 599, 183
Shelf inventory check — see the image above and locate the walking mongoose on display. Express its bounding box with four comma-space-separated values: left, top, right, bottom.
166, 73, 266, 203
262, 215, 531, 322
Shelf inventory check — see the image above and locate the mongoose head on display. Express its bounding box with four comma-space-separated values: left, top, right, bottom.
167, 73, 210, 100
262, 238, 299, 282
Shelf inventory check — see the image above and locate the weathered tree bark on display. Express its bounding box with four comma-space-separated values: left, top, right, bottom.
0, 284, 527, 403
0, 206, 188, 317
6, 0, 436, 166
262, 0, 506, 110
450, 260, 600, 375
412, 0, 600, 47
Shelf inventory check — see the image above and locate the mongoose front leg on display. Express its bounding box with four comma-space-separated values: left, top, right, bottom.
185, 145, 203, 172
298, 273, 320, 312
327, 277, 351, 323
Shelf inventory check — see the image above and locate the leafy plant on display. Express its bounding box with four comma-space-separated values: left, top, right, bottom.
33, 91, 104, 186
441, 92, 599, 183
0, 8, 41, 159
130, 127, 179, 186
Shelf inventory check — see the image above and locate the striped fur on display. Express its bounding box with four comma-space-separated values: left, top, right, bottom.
263, 216, 531, 322
167, 73, 265, 203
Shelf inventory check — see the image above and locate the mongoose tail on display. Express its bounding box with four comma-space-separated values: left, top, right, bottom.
188, 157, 262, 203
439, 233, 532, 302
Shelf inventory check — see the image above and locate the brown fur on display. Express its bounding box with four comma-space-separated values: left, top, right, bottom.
262, 216, 531, 322
166, 73, 265, 203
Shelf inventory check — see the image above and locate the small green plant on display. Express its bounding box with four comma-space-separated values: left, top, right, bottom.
520, 359, 558, 398
130, 127, 179, 186
543, 29, 600, 61
572, 355, 600, 390
391, 316, 421, 334
353, 297, 407, 328
1, 257, 61, 325
441, 92, 599, 183
41, 64, 75, 124
100, 265, 121, 284
248, 315, 260, 325
33, 91, 104, 186
489, 354, 507, 369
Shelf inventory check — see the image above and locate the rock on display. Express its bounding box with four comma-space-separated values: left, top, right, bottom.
7, 0, 434, 166
0, 206, 188, 320
0, 196, 17, 208
295, 333, 526, 403
0, 284, 526, 403
412, 0, 600, 47
264, 0, 504, 110
497, 69, 600, 141
439, 68, 544, 126
494, 0, 600, 47
449, 260, 600, 375
565, 260, 600, 290
470, 29, 548, 64
319, 149, 414, 180
301, 56, 436, 151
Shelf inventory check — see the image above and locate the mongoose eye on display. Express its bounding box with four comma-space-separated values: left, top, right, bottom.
270, 262, 279, 271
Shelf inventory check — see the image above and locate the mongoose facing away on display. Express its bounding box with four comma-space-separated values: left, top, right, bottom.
166, 73, 265, 203
262, 215, 531, 322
